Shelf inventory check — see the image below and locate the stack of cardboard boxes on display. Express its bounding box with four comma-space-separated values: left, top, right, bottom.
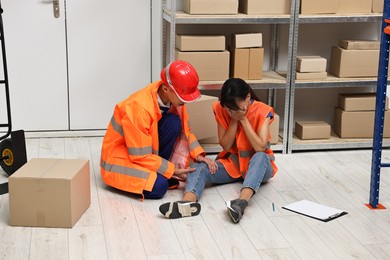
334, 93, 390, 138
329, 40, 381, 78
296, 56, 327, 80
176, 35, 230, 81
231, 33, 264, 80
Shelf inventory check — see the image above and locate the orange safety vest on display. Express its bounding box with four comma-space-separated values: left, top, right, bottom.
213, 100, 278, 179
100, 81, 205, 195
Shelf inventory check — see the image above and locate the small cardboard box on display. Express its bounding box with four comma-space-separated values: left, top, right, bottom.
231, 47, 263, 80
372, 0, 384, 13
338, 93, 388, 111
339, 40, 380, 50
329, 46, 380, 77
296, 56, 327, 73
294, 121, 331, 140
239, 0, 290, 14
296, 71, 327, 80
176, 50, 230, 81
186, 95, 218, 141
334, 108, 390, 138
270, 113, 280, 144
249, 48, 264, 80
232, 33, 262, 49
231, 48, 250, 79
337, 0, 372, 13
9, 158, 90, 228
176, 35, 226, 51
184, 0, 239, 14
300, 0, 338, 14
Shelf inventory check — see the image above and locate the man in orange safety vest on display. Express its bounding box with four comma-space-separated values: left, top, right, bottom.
100, 60, 217, 199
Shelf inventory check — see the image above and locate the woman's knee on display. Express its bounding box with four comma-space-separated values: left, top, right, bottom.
250, 151, 269, 164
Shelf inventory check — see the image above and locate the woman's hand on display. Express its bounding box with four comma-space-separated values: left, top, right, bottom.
228, 106, 247, 121
196, 155, 218, 174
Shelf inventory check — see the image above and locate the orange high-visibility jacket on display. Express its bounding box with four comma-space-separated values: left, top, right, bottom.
100, 81, 205, 195
213, 100, 278, 179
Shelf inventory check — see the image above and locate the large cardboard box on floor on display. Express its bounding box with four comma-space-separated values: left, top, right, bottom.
184, 0, 239, 14
294, 121, 331, 140
329, 47, 380, 77
338, 93, 389, 111
232, 33, 262, 49
239, 0, 290, 14
296, 56, 327, 73
300, 0, 338, 14
337, 0, 372, 13
334, 108, 390, 138
9, 158, 90, 228
176, 50, 230, 81
176, 35, 226, 51
270, 113, 280, 144
186, 95, 218, 141
372, 0, 384, 13
338, 40, 380, 50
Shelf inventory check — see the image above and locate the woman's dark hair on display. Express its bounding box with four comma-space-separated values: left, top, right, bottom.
220, 78, 258, 110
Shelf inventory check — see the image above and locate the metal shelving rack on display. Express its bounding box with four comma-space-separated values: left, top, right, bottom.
286, 5, 386, 153
162, 0, 299, 154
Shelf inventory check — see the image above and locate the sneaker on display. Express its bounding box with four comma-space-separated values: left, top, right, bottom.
167, 178, 180, 190
159, 201, 201, 219
226, 199, 248, 223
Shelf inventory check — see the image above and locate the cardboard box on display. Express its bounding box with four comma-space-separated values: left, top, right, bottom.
176, 35, 226, 51
372, 0, 384, 13
337, 0, 372, 13
296, 71, 327, 80
176, 50, 230, 81
184, 0, 239, 14
296, 56, 327, 72
9, 158, 90, 228
294, 121, 331, 140
339, 40, 380, 50
334, 107, 390, 138
329, 46, 380, 77
270, 113, 280, 144
300, 0, 338, 14
231, 48, 250, 79
249, 48, 264, 80
186, 95, 218, 141
239, 0, 290, 14
338, 93, 388, 111
232, 33, 262, 49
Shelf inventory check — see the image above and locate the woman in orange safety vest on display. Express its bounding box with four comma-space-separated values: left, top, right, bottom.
100, 60, 217, 200
159, 78, 278, 223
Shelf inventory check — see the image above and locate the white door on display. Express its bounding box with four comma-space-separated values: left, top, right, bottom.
2, 0, 68, 131
66, 0, 151, 130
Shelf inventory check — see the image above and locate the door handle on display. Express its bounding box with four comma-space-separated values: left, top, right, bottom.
53, 0, 60, 18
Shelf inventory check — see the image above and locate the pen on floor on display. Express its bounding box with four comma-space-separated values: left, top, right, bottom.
272, 202, 275, 212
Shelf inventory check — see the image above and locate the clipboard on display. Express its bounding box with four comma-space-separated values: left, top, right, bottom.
282, 199, 348, 222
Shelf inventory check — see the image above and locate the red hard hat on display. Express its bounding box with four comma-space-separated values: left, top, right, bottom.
160, 60, 200, 103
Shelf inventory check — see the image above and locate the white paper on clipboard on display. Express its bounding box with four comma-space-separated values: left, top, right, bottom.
282, 199, 348, 222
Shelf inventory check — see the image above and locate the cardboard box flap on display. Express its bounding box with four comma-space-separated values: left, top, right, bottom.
10, 158, 89, 179
339, 40, 380, 50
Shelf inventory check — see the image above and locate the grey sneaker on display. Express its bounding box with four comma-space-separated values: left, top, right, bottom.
226, 199, 248, 223
159, 201, 201, 219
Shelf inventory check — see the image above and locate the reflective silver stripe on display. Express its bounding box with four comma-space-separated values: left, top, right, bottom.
152, 149, 158, 155
128, 146, 152, 156
266, 141, 271, 150
240, 150, 252, 158
269, 155, 275, 161
101, 160, 149, 180
229, 153, 239, 168
111, 115, 124, 137
157, 158, 169, 174
189, 139, 200, 151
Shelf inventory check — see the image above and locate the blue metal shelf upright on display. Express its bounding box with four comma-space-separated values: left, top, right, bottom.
368, 0, 390, 209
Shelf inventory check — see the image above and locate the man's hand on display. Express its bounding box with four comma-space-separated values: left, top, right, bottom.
196, 155, 218, 174
172, 167, 196, 181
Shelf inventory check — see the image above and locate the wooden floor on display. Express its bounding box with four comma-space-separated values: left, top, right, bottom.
1, 137, 390, 259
